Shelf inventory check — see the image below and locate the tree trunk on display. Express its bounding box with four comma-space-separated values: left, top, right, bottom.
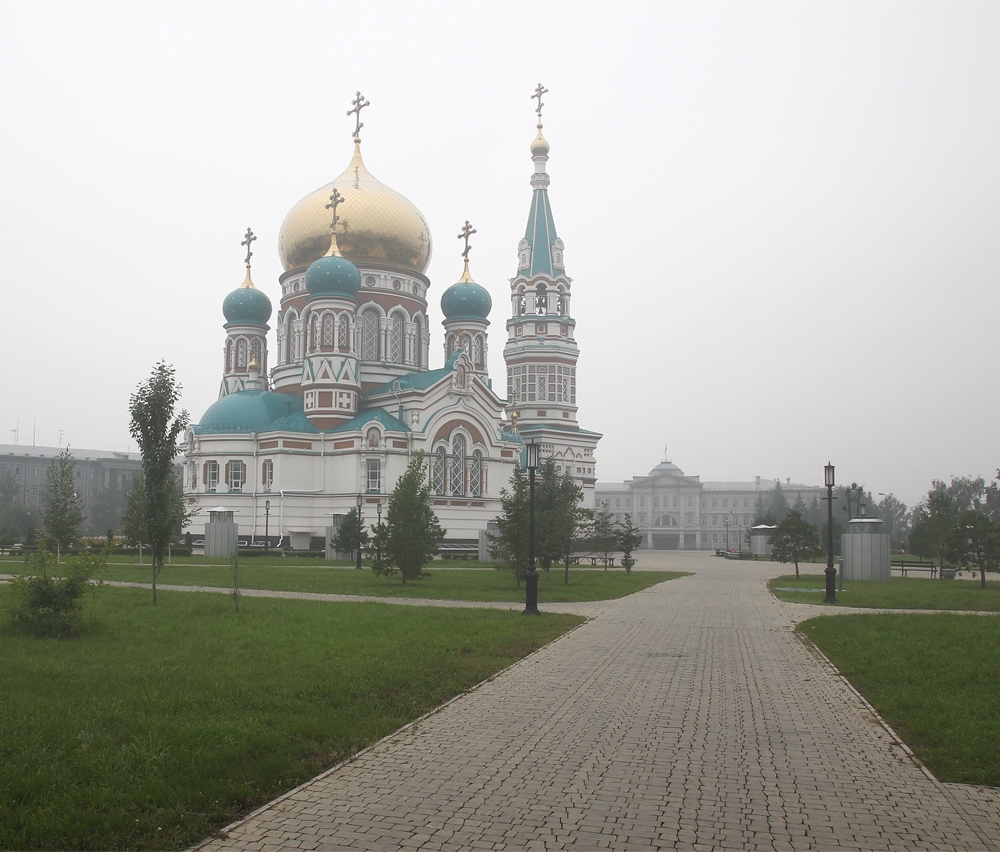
794, 559, 800, 579
982, 567, 987, 589
564, 556, 570, 586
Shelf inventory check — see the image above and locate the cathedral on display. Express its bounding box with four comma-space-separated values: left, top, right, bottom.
182, 90, 600, 548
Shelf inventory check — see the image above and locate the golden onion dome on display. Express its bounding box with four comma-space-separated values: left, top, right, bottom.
278, 140, 433, 274
530, 126, 550, 157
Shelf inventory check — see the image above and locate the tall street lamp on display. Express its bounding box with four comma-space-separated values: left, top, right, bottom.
723, 518, 731, 551
264, 499, 270, 552
524, 442, 540, 615
824, 462, 837, 603
355, 492, 364, 570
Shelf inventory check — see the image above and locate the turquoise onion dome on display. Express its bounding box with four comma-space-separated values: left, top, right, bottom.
441, 260, 491, 320
305, 231, 361, 299
223, 268, 272, 326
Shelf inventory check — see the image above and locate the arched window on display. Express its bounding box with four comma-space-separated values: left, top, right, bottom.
450, 434, 465, 496
473, 335, 483, 368
469, 450, 483, 497
338, 315, 349, 350
310, 314, 320, 351
262, 460, 273, 492
237, 339, 248, 369
226, 340, 234, 372
432, 448, 446, 495
361, 311, 378, 361
461, 334, 471, 357
323, 314, 335, 347
388, 314, 403, 363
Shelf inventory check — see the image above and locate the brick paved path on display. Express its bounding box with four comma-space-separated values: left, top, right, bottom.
194, 558, 1000, 851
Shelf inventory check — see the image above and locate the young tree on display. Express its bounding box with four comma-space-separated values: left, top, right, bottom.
384, 451, 444, 584
367, 516, 391, 577
616, 513, 642, 572
947, 509, 1000, 589
770, 509, 823, 579
909, 482, 959, 569
543, 467, 592, 586
128, 361, 189, 605
120, 473, 147, 562
332, 507, 369, 561
41, 448, 86, 553
488, 465, 530, 588
591, 501, 618, 569
769, 481, 790, 523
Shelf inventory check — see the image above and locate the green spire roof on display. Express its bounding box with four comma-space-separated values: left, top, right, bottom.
523, 187, 563, 278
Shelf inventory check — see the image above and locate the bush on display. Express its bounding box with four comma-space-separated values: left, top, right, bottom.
8, 544, 105, 638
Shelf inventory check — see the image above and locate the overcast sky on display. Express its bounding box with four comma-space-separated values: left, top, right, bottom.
2, 1, 998, 509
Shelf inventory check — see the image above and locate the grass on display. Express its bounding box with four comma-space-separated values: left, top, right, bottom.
0, 584, 583, 851
769, 574, 1000, 611
55, 560, 684, 603
803, 612, 1000, 786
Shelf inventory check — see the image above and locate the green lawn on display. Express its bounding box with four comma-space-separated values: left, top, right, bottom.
60, 561, 684, 603
804, 612, 1000, 786
769, 574, 1000, 611
0, 585, 583, 851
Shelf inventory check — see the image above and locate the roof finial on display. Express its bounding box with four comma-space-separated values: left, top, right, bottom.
347, 91, 370, 141
323, 188, 346, 257
241, 227, 256, 268
510, 405, 519, 434
532, 83, 548, 128
457, 219, 476, 283
240, 227, 257, 288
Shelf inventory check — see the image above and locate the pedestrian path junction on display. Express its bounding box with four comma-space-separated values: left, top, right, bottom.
184, 553, 1000, 851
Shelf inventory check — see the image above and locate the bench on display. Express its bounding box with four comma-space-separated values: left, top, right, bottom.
892, 560, 937, 578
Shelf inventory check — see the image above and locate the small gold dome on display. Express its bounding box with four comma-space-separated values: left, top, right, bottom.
278, 141, 433, 274
530, 126, 550, 157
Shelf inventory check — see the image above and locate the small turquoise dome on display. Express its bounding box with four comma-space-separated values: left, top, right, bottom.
223, 284, 272, 326
441, 280, 492, 320
305, 252, 361, 299
195, 390, 303, 434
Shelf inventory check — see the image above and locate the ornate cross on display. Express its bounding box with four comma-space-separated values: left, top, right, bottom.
457, 220, 476, 259
241, 227, 256, 266
325, 188, 344, 231
532, 83, 548, 121
347, 91, 370, 139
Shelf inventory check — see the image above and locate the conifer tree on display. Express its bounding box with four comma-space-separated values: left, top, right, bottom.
384, 451, 444, 584
41, 448, 85, 553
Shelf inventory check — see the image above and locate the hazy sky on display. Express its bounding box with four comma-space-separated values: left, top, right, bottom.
2, 1, 998, 509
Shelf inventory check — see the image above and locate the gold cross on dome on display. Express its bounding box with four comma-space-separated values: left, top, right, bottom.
241, 227, 256, 266
457, 220, 476, 260
325, 188, 344, 231
532, 83, 548, 121
347, 91, 370, 139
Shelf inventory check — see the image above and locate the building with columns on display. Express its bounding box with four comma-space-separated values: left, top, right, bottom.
182, 92, 600, 547
595, 453, 826, 551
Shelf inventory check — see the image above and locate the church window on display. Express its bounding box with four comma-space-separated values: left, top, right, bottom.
204, 461, 219, 493
337, 390, 353, 409
365, 276, 376, 287
338, 315, 349, 350
389, 315, 403, 363
226, 340, 234, 372
262, 460, 273, 492
473, 335, 483, 367
538, 373, 546, 400
228, 461, 245, 493
450, 434, 465, 496
432, 448, 446, 495
323, 314, 335, 347
361, 311, 378, 360
469, 450, 482, 497
237, 339, 248, 369
366, 458, 381, 493
461, 334, 471, 357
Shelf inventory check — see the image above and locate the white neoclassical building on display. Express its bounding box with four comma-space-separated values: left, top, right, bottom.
182, 93, 600, 548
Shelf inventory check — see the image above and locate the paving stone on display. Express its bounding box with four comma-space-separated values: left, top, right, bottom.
189, 556, 998, 851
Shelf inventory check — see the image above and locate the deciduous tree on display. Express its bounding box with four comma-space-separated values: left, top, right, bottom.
384, 451, 444, 584
128, 362, 189, 604
332, 507, 368, 561
770, 509, 822, 579
947, 509, 1000, 589
910, 482, 959, 569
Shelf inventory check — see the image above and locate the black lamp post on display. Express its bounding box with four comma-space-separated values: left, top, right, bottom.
376, 500, 383, 571
824, 462, 837, 604
264, 499, 270, 552
723, 517, 731, 551
524, 442, 540, 615
355, 492, 363, 570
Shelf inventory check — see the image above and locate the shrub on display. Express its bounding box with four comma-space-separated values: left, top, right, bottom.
8, 543, 105, 638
